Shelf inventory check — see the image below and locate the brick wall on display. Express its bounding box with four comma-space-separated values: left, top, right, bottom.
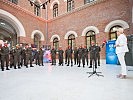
0, 0, 132, 59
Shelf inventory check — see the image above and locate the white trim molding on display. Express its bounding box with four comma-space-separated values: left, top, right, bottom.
50, 0, 60, 9
105, 20, 129, 32
31, 30, 45, 41
50, 34, 60, 42
81, 26, 99, 36
64, 31, 78, 39
0, 9, 26, 37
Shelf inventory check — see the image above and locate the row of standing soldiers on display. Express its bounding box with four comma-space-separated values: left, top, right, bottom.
0, 43, 44, 71
51, 42, 101, 68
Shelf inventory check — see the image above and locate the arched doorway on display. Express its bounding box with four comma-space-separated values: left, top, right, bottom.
0, 19, 17, 47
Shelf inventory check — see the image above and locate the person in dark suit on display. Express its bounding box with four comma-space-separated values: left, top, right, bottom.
58, 46, 64, 66
89, 41, 98, 68
0, 43, 10, 71
51, 47, 56, 65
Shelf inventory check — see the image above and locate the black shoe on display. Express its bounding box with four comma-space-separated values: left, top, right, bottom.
71, 65, 73, 67
20, 63, 22, 67
89, 66, 92, 68
6, 68, 10, 70
67, 65, 69, 66
98, 64, 100, 66
2, 69, 4, 71
30, 65, 34, 67
78, 66, 80, 67
25, 65, 28, 68
18, 67, 21, 69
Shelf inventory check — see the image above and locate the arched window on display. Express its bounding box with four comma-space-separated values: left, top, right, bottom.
86, 30, 96, 48
67, 0, 74, 12
34, 2, 41, 16
8, 0, 18, 4
34, 34, 41, 49
53, 38, 59, 50
109, 25, 122, 40
68, 34, 75, 49
53, 3, 58, 18
84, 0, 95, 4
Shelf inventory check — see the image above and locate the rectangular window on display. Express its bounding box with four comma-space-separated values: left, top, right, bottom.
34, 5, 41, 16
8, 0, 18, 4
84, 0, 95, 4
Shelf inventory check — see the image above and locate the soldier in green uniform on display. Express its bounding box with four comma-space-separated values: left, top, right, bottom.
39, 47, 44, 66
58, 46, 64, 66
51, 47, 56, 65
25, 44, 34, 68
77, 45, 83, 67
1, 43, 10, 71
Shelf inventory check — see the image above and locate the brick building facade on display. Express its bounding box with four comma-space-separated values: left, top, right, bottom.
0, 0, 133, 58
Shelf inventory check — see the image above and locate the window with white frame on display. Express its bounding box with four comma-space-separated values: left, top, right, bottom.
8, 0, 18, 4
67, 0, 74, 12
53, 3, 58, 18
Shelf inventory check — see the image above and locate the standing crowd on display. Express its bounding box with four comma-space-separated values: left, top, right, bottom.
51, 41, 101, 68
0, 43, 44, 71
0, 41, 101, 71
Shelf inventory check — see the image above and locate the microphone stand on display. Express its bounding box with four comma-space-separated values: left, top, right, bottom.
86, 50, 104, 78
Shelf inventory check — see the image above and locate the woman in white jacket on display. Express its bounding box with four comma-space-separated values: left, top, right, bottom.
115, 28, 129, 79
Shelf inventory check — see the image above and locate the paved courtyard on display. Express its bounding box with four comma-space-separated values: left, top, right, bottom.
0, 60, 133, 100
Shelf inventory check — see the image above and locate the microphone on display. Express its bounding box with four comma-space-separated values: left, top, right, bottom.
102, 40, 106, 48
